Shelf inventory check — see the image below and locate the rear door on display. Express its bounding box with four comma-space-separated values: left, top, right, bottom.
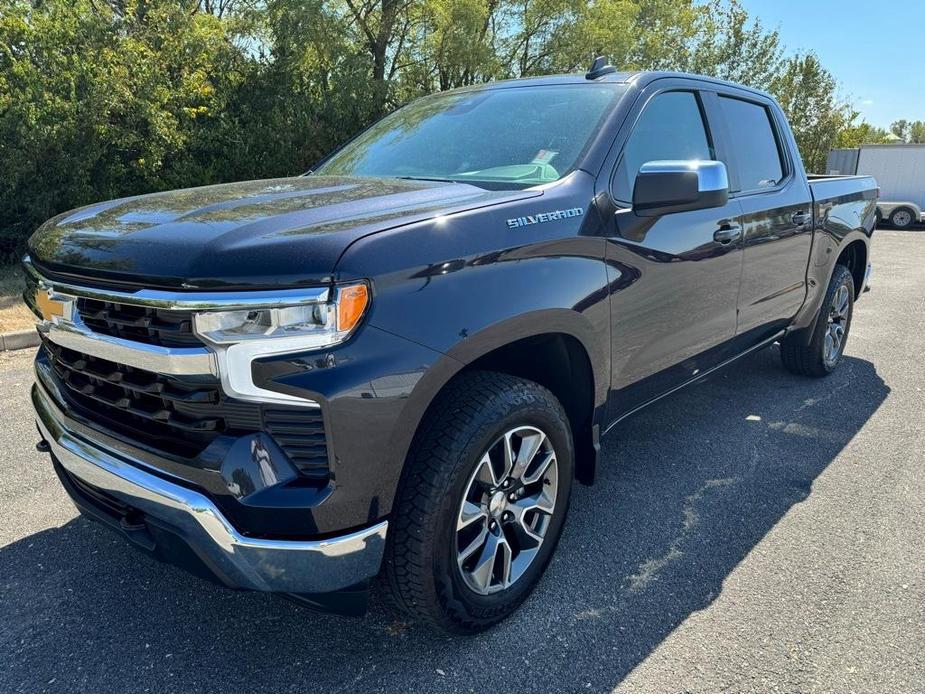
598, 84, 744, 419
715, 93, 814, 341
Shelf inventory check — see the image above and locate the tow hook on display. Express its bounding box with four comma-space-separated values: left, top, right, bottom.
35, 439, 50, 453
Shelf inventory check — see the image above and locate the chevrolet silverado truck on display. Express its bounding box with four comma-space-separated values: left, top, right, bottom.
25, 60, 877, 634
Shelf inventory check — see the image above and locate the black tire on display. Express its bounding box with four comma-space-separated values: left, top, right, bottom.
780, 264, 854, 377
889, 207, 916, 229
382, 370, 574, 633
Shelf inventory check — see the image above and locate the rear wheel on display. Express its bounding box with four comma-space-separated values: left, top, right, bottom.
780, 264, 854, 377
383, 371, 573, 633
889, 207, 916, 229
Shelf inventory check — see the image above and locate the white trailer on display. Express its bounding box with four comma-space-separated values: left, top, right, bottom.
855, 144, 925, 229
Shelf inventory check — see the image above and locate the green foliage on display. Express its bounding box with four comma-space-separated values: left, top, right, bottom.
890, 119, 925, 143
0, 0, 246, 258
686, 0, 783, 89
0, 0, 901, 259
769, 53, 857, 175
836, 121, 893, 148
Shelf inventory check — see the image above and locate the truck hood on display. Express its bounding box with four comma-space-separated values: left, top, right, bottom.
28, 175, 539, 290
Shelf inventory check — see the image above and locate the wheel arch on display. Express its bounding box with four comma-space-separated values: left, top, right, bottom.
836, 238, 869, 299
789, 227, 869, 346
389, 313, 607, 498
462, 332, 599, 485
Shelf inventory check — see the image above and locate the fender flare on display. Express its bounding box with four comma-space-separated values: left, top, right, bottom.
380, 308, 607, 497
790, 227, 870, 345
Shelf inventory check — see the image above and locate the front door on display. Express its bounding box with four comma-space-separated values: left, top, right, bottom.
599, 88, 744, 421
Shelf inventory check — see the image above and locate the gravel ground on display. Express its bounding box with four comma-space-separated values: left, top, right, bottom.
0, 230, 922, 693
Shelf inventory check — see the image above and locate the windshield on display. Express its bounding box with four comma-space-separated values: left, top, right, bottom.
315, 84, 625, 187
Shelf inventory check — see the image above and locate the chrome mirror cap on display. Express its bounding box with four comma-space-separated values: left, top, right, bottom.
633, 160, 730, 217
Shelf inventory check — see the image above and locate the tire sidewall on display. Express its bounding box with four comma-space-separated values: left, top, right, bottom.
890, 207, 915, 229
814, 266, 855, 373
432, 399, 574, 625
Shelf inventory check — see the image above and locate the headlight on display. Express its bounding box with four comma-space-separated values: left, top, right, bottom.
193, 283, 369, 347
192, 282, 369, 407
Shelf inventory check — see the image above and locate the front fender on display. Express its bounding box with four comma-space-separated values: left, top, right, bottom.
320, 178, 611, 514
335, 171, 611, 412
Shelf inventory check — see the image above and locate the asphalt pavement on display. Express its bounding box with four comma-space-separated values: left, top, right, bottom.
1, 230, 922, 693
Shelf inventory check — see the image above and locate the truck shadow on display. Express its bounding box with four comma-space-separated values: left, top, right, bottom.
0, 347, 889, 693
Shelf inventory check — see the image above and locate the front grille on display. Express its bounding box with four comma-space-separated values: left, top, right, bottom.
41, 339, 329, 479
76, 298, 203, 347
43, 338, 259, 457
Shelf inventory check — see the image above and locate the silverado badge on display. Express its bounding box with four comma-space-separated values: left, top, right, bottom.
507, 208, 583, 229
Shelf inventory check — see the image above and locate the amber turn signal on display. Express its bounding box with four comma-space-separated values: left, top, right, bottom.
337, 283, 369, 332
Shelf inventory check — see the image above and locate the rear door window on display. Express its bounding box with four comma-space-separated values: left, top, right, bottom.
718, 96, 785, 192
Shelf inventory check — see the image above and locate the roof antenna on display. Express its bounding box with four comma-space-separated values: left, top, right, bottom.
586, 56, 616, 80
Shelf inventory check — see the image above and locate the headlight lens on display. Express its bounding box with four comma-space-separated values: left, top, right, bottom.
193, 282, 369, 348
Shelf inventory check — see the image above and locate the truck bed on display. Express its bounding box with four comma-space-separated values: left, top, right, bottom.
808, 174, 879, 206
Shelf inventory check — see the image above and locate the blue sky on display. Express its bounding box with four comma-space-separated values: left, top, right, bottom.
742, 0, 925, 128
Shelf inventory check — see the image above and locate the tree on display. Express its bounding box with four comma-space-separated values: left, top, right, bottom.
621, 0, 703, 70
686, 0, 783, 90
396, 0, 504, 95
0, 0, 245, 258
890, 119, 910, 141
505, 0, 641, 76
0, 0, 898, 258
336, 0, 420, 113
836, 122, 892, 148
890, 119, 925, 143
770, 53, 856, 173
912, 122, 925, 144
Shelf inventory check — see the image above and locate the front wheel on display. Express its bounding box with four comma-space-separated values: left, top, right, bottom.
780, 264, 855, 377
382, 371, 574, 633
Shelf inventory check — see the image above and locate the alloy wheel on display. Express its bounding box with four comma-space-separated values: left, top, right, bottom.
455, 426, 559, 595
824, 283, 851, 366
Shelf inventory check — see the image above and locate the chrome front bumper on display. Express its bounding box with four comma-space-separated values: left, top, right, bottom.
32, 383, 388, 594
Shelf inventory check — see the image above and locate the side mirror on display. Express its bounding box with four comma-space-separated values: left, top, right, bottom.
632, 160, 729, 217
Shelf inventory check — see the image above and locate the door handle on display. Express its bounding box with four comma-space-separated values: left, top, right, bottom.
791, 211, 812, 227
713, 224, 742, 245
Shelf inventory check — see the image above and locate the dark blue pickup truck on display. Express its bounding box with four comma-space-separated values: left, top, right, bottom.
25, 59, 877, 633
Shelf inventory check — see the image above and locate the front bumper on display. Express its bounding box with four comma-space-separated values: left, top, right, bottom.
32, 382, 388, 594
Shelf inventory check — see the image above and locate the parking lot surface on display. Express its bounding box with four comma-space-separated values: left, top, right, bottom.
1, 231, 922, 693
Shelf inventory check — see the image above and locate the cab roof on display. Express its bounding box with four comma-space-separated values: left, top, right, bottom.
461, 70, 775, 103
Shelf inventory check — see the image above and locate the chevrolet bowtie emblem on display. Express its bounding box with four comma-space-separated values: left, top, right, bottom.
36, 290, 67, 321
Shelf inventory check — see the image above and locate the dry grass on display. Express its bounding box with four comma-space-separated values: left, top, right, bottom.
0, 263, 35, 333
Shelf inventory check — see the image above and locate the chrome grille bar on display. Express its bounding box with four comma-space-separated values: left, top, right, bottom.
24, 256, 323, 405
23, 257, 329, 311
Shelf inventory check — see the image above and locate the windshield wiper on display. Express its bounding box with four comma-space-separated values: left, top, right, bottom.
395, 176, 457, 183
